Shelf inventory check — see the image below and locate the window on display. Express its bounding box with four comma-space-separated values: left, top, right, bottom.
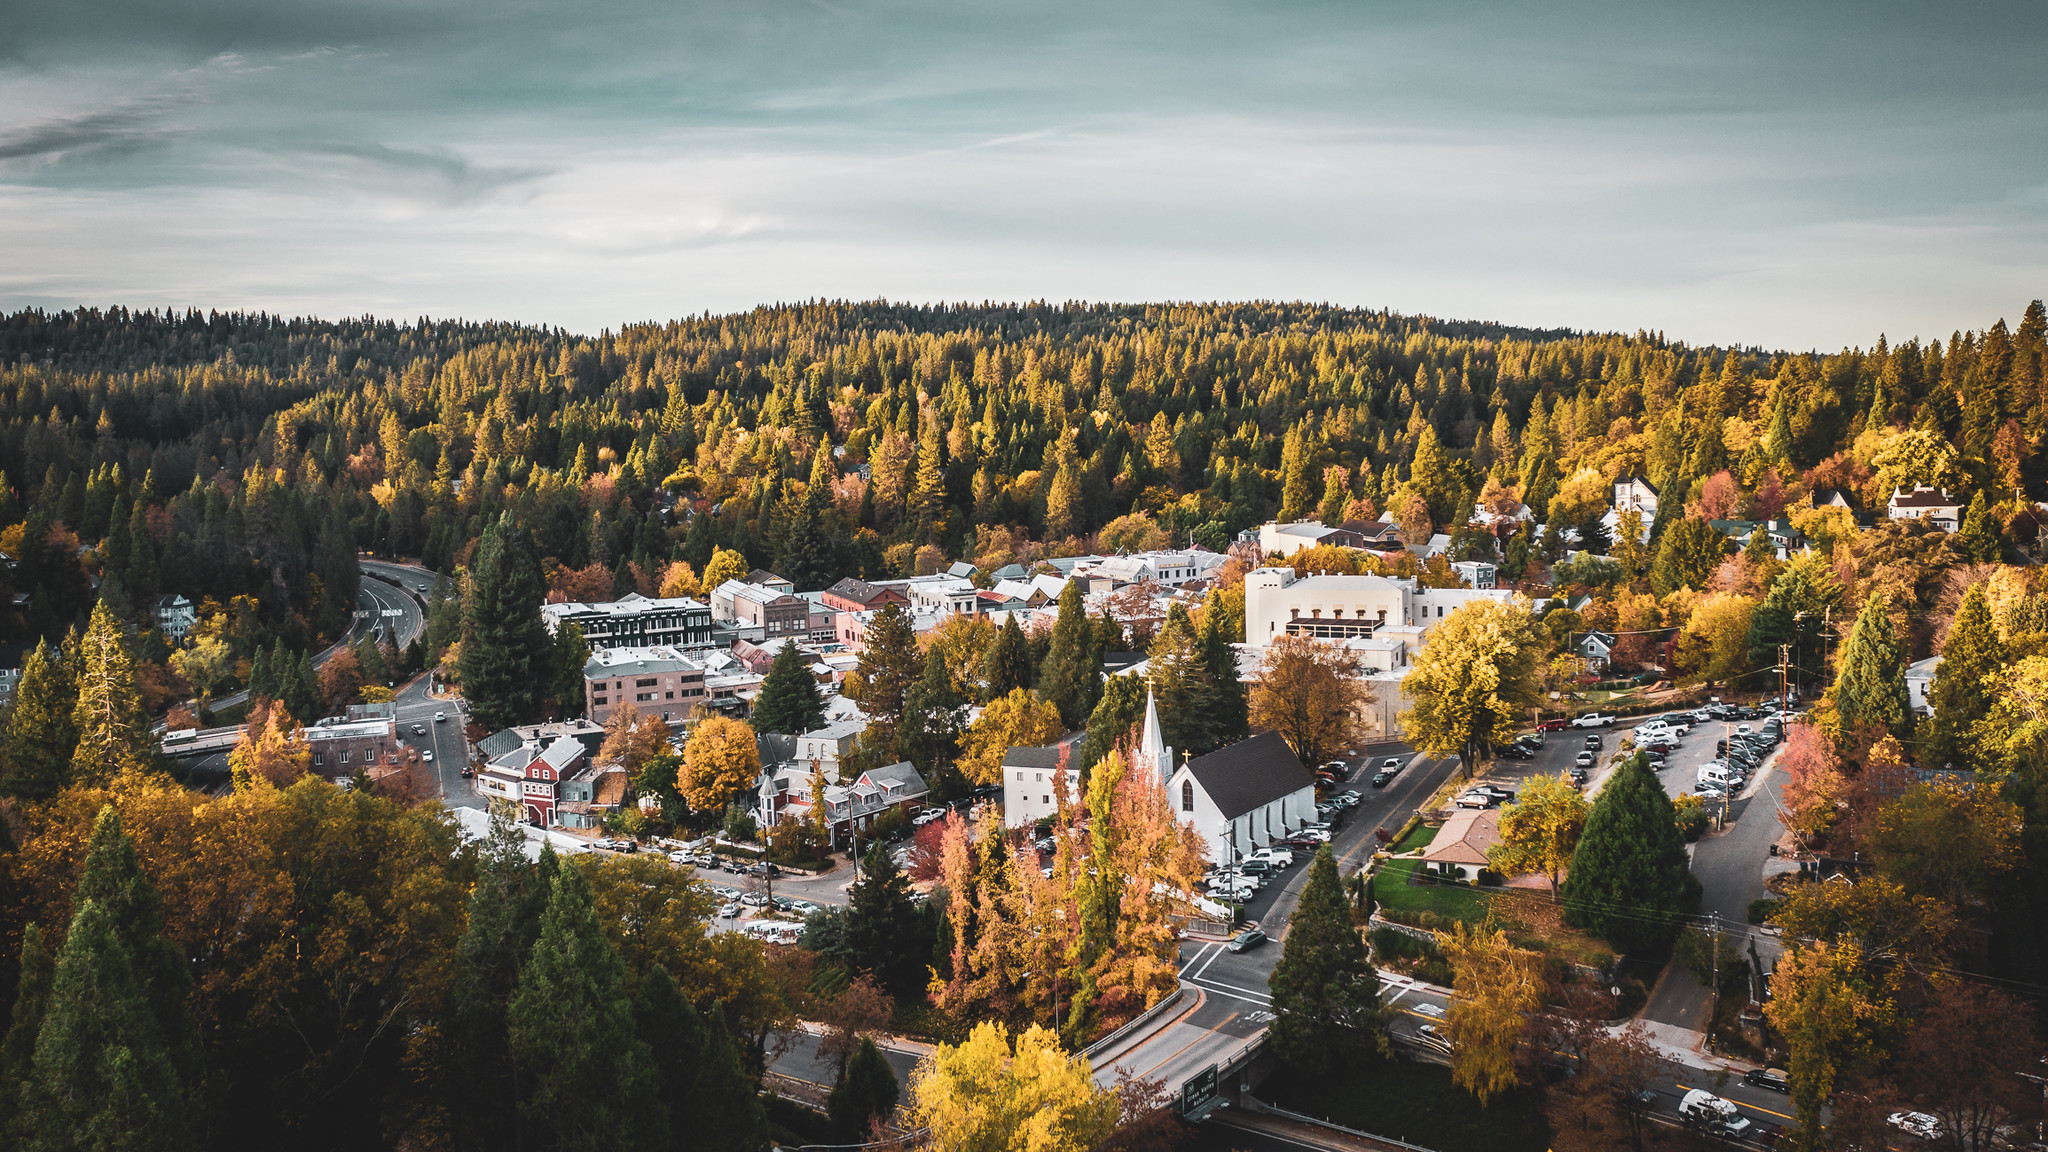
1043, 796, 1050, 804
593, 696, 607, 705
1182, 780, 1194, 812
339, 751, 350, 764
636, 678, 657, 687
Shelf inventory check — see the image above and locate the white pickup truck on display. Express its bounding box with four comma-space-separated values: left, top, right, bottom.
1570, 712, 1615, 729
1678, 1090, 1752, 1138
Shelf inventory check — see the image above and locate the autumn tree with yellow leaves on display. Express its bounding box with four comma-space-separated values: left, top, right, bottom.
1487, 772, 1589, 902
1433, 920, 1544, 1106
911, 1022, 1117, 1152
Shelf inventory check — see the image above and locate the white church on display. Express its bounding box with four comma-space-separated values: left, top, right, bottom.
1005, 689, 1318, 867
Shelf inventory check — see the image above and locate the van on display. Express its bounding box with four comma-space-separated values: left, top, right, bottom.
1678, 1089, 1751, 1136
1697, 765, 1733, 788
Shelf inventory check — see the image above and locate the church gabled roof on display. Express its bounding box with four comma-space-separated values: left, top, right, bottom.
1181, 732, 1314, 821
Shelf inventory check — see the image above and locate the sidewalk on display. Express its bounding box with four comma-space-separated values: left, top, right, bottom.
1619, 1019, 1748, 1074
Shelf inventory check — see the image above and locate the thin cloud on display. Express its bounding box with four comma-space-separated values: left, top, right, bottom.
0, 93, 192, 162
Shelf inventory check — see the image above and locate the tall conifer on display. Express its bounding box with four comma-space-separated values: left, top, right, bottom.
1925, 584, 2005, 767
1268, 845, 1387, 1074
1834, 595, 1912, 738
753, 641, 826, 737
70, 600, 152, 786
2, 640, 77, 799
1559, 754, 1692, 953
461, 514, 552, 730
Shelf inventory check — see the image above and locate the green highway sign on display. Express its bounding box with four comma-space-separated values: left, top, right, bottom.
1181, 1064, 1219, 1117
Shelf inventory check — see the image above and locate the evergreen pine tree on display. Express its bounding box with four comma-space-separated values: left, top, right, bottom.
285, 649, 321, 724
898, 648, 965, 783
447, 820, 555, 1150
0, 923, 52, 1135
1199, 607, 1249, 750
690, 1005, 768, 1152
461, 514, 553, 730
633, 966, 703, 1152
70, 600, 152, 786
1559, 754, 1692, 953
1649, 517, 1728, 596
981, 614, 1035, 700
1833, 595, 1912, 738
2, 640, 78, 800
1267, 846, 1387, 1074
22, 808, 198, 1152
1037, 582, 1098, 730
843, 842, 923, 997
827, 1037, 900, 1141
753, 641, 826, 737
1081, 674, 1148, 771
508, 864, 659, 1152
1147, 604, 1218, 755
850, 603, 921, 757
1958, 491, 2001, 562
247, 644, 273, 701
1925, 584, 2006, 768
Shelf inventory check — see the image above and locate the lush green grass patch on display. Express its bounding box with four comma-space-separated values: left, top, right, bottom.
1391, 823, 1438, 854
1263, 1058, 1551, 1152
1372, 857, 1492, 924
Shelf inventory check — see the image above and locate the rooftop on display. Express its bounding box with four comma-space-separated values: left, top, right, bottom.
1182, 731, 1313, 821
584, 645, 707, 677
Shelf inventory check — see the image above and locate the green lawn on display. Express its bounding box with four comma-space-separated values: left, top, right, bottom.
1263, 1058, 1551, 1152
1372, 857, 1492, 923
1392, 823, 1438, 853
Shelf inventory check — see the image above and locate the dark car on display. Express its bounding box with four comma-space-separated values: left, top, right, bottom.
1226, 928, 1268, 953
1498, 744, 1533, 760
1744, 1068, 1790, 1093
1372, 768, 1397, 787
746, 862, 780, 877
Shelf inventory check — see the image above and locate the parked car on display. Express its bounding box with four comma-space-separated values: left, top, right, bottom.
1567, 767, 1588, 786
1477, 785, 1515, 802
1226, 928, 1267, 953
1518, 732, 1546, 748
718, 902, 742, 918
1333, 789, 1361, 806
1887, 1112, 1943, 1140
1456, 791, 1494, 809
1379, 757, 1404, 773
1743, 1068, 1790, 1093
1584, 734, 1603, 750
1575, 751, 1596, 768
1247, 848, 1293, 868
1535, 719, 1569, 732
1571, 712, 1614, 728
1497, 744, 1533, 760
1238, 859, 1274, 877
1322, 760, 1354, 781
912, 808, 946, 826
740, 892, 769, 907
789, 900, 822, 915
712, 885, 741, 899
668, 850, 693, 864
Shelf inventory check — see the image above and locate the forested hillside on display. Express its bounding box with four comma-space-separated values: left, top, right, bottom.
5, 299, 2041, 653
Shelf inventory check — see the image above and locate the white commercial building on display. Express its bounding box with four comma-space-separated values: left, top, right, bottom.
1241, 567, 1518, 661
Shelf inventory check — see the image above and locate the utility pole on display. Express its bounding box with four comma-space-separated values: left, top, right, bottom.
1710, 910, 1721, 1007
1778, 644, 1790, 717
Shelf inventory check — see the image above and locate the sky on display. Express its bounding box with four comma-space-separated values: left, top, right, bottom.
1, 0, 2044, 349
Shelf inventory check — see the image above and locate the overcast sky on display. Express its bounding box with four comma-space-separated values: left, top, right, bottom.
2, 1, 2044, 348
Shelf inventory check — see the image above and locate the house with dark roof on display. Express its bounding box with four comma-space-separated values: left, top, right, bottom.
1167, 731, 1318, 865
1612, 475, 1660, 517
1887, 486, 1964, 531
1577, 630, 1617, 670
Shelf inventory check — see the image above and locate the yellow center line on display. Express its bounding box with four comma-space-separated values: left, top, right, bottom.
1130, 1011, 1240, 1082
1676, 1083, 1797, 1123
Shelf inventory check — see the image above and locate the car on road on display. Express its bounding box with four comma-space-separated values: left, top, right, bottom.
412, 723, 426, 735
1584, 735, 1602, 749
746, 862, 780, 877
718, 902, 742, 918
1226, 928, 1267, 953
460, 766, 474, 778
1743, 1068, 1790, 1093
1678, 1090, 1751, 1138
1575, 751, 1596, 767
434, 711, 446, 722
1372, 768, 1398, 786
420, 751, 434, 762
1567, 767, 1588, 786
1887, 1112, 1942, 1140
1414, 1023, 1454, 1053
1379, 757, 1404, 774
596, 839, 637, 853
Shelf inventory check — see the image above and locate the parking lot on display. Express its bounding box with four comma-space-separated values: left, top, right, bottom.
1464, 704, 1789, 812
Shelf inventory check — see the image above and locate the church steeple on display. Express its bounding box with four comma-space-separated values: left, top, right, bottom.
1140, 686, 1174, 786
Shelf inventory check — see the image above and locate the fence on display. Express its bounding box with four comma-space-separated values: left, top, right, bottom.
1082, 987, 1184, 1061
1252, 1100, 1444, 1152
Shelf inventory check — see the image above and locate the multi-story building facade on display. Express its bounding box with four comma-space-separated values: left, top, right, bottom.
541, 593, 713, 650
584, 646, 709, 725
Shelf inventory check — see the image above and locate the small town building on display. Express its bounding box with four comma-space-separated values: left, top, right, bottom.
1001, 731, 1088, 829
1612, 475, 1660, 517
1887, 486, 1964, 532
1168, 731, 1318, 865
754, 759, 929, 847
713, 580, 812, 638
155, 593, 197, 641
541, 592, 713, 650
584, 646, 709, 725
1420, 808, 1500, 882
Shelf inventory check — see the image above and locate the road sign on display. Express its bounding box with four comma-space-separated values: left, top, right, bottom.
380, 609, 403, 617
1180, 1065, 1219, 1117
